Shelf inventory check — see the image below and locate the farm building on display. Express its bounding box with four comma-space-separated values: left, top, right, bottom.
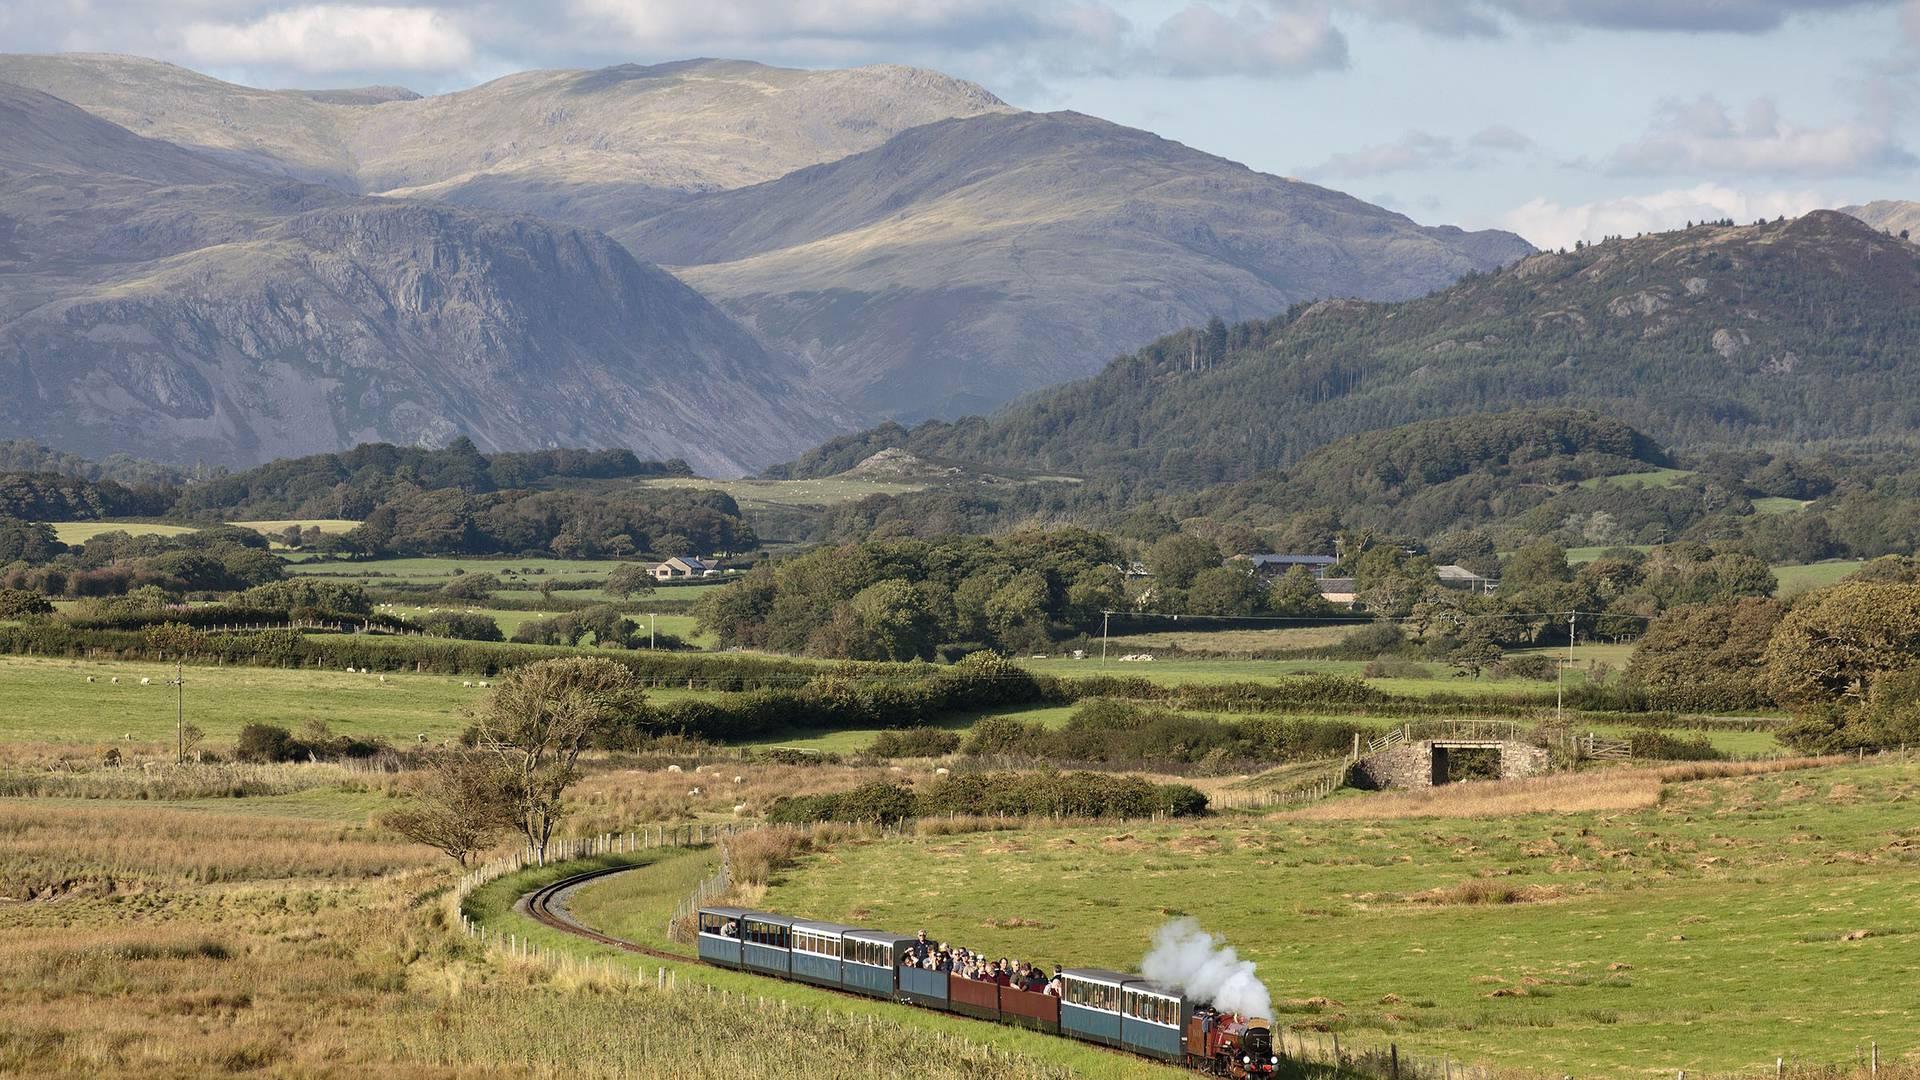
652, 556, 720, 580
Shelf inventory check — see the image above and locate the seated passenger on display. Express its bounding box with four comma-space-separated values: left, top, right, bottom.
1045, 967, 1064, 997
722, 920, 738, 939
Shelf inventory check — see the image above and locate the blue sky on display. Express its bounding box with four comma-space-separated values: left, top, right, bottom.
8, 0, 1915, 247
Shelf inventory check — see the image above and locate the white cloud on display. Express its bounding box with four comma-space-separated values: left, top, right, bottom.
1344, 0, 1893, 36
1612, 94, 1913, 176
181, 4, 473, 73
1151, 1, 1348, 77
1306, 124, 1533, 177
1500, 184, 1827, 249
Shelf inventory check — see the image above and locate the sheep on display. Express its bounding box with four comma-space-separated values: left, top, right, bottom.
890, 765, 904, 772
478, 681, 490, 688
462, 681, 473, 688
86, 676, 95, 683
934, 767, 950, 776
688, 787, 703, 796
732, 803, 748, 814
110, 677, 119, 684
378, 674, 386, 684
732, 775, 744, 784
666, 764, 683, 773
139, 677, 151, 686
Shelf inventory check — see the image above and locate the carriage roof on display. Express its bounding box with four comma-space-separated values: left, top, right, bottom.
791, 920, 862, 936
1061, 968, 1137, 987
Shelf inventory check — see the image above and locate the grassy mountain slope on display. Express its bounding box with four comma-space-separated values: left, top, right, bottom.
630, 110, 1533, 419
0, 82, 847, 474
776, 212, 1920, 489
1842, 199, 1920, 237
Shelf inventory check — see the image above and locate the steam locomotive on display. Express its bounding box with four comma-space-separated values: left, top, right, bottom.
696, 905, 1280, 1074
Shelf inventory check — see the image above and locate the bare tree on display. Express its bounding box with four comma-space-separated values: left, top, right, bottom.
470, 657, 640, 865
380, 754, 511, 866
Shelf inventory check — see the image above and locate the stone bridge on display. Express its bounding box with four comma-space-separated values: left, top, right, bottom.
1349, 723, 1550, 789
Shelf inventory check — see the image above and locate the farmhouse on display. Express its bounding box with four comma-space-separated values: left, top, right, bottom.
1233, 553, 1339, 578
1316, 577, 1358, 607
1434, 564, 1498, 593
651, 556, 719, 581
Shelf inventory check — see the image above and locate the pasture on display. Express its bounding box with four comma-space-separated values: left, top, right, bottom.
47, 520, 197, 544
630, 475, 929, 508
0, 655, 485, 744
1773, 560, 1866, 595
1577, 467, 1695, 490
759, 760, 1920, 1076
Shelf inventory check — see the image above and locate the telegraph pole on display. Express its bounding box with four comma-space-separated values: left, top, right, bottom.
1101, 610, 1111, 661
171, 658, 185, 762
650, 612, 656, 651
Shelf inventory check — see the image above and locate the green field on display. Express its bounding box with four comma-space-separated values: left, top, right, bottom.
758, 761, 1920, 1076
736, 704, 1081, 754
1750, 496, 1811, 515
48, 520, 198, 543
1577, 467, 1695, 490
1773, 560, 1866, 596
1021, 656, 1587, 699
0, 655, 485, 744
631, 475, 929, 508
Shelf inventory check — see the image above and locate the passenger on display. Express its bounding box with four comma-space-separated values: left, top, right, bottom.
912, 929, 932, 963
1045, 967, 1064, 997
722, 920, 738, 939
902, 954, 919, 970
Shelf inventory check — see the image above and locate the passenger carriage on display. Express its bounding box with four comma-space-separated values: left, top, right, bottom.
790, 920, 857, 989
1120, 980, 1193, 1061
841, 929, 913, 999
895, 954, 951, 1010
739, 912, 794, 977
1059, 968, 1130, 1047
694, 905, 750, 969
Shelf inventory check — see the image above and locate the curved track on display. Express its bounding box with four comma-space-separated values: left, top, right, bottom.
519, 863, 689, 962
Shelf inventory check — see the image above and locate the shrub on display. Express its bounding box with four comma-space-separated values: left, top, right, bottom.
234, 723, 305, 763
1362, 655, 1432, 679
867, 727, 963, 758
0, 588, 53, 619
1626, 729, 1725, 761
416, 611, 504, 642
1500, 654, 1560, 681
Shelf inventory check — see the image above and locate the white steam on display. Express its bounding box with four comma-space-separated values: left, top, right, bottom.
1140, 918, 1273, 1019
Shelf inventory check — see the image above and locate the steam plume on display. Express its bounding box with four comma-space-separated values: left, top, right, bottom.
1140, 918, 1273, 1019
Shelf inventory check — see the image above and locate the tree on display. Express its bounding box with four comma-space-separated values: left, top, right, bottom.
1765, 582, 1920, 714
848, 579, 940, 660
604, 562, 656, 599
1626, 598, 1784, 710
1501, 540, 1572, 591
1448, 627, 1503, 679
1186, 565, 1266, 616
471, 658, 641, 865
379, 754, 511, 866
441, 573, 499, 600
1148, 533, 1221, 591
1268, 566, 1334, 617
0, 587, 53, 619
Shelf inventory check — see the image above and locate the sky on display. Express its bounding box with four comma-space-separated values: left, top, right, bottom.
6, 0, 1917, 248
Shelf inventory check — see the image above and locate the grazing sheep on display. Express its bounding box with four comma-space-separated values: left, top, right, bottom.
378, 674, 386, 683
417, 734, 427, 744
732, 775, 744, 784
478, 681, 490, 688
934, 767, 949, 776
890, 766, 904, 772
666, 764, 683, 773
139, 677, 151, 686
462, 681, 473, 688
688, 787, 703, 796
732, 803, 748, 814
86, 676, 95, 683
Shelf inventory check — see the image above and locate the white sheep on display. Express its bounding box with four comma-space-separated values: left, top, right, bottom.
378, 674, 386, 683
86, 676, 95, 683
462, 681, 473, 688
732, 803, 748, 814
139, 677, 151, 686
688, 786, 703, 796
111, 676, 119, 684
732, 775, 744, 784
890, 765, 904, 772
478, 681, 490, 688
666, 764, 683, 773
934, 767, 949, 776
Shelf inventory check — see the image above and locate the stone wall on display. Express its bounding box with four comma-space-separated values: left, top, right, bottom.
1352, 740, 1550, 790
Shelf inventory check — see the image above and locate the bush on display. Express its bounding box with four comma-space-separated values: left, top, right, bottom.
1362, 655, 1432, 679
1626, 729, 1725, 761
867, 727, 963, 758
234, 723, 305, 763
416, 611, 504, 642
1500, 654, 1560, 681
0, 588, 53, 619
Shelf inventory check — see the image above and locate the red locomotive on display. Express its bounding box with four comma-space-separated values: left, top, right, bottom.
1185, 1009, 1279, 1077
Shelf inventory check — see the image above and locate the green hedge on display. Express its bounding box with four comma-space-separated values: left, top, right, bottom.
766, 772, 1209, 825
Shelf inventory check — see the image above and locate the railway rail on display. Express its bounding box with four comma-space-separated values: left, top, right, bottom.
518, 863, 689, 964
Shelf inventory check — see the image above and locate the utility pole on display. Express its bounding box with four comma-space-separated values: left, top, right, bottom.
649, 612, 656, 651
171, 658, 184, 762
1100, 610, 1111, 661
1556, 611, 1575, 723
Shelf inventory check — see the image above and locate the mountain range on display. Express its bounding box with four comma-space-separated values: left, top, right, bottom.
0, 81, 845, 475
775, 211, 1920, 490
0, 52, 1532, 465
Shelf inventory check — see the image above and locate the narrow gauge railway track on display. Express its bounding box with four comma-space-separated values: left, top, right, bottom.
514, 866, 1259, 1076
520, 864, 689, 963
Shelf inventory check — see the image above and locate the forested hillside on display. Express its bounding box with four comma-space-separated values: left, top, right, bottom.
777, 212, 1920, 491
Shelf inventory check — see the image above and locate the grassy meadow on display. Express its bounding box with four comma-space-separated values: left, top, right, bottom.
758, 759, 1920, 1076
1773, 560, 1867, 596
